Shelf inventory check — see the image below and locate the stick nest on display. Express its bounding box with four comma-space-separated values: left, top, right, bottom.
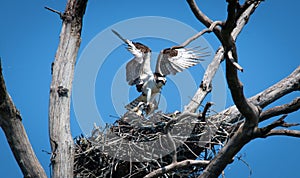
74, 110, 231, 177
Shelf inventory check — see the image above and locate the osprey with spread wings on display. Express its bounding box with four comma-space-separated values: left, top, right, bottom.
112, 30, 207, 115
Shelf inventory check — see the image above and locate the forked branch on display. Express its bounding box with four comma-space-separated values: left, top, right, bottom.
259, 97, 300, 122
186, 0, 223, 40
254, 115, 300, 138
185, 1, 259, 113
210, 66, 300, 125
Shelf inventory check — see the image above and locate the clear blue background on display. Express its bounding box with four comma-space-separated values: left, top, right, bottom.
0, 1, 299, 177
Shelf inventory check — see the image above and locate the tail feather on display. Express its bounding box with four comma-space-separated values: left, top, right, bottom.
125, 94, 147, 111
125, 94, 159, 115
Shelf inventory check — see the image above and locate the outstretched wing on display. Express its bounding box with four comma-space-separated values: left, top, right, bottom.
112, 30, 152, 85
155, 47, 207, 76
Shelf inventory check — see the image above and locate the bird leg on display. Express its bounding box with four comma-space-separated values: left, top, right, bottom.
145, 88, 152, 105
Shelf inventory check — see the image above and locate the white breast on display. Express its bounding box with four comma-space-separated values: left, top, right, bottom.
142, 76, 161, 95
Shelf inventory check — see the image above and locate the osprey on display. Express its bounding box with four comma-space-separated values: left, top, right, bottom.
112, 30, 207, 115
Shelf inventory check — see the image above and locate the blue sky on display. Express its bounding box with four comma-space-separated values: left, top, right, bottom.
0, 0, 299, 177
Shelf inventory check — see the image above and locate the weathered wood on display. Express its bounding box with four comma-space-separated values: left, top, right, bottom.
197, 2, 269, 178
184, 2, 256, 113
210, 66, 300, 124
0, 62, 47, 178
48, 0, 88, 177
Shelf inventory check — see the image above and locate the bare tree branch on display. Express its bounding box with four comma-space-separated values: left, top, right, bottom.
44, 6, 63, 18
186, 0, 223, 41
198, 1, 263, 177
0, 61, 46, 178
184, 46, 223, 113
179, 21, 223, 47
250, 114, 300, 139
211, 66, 300, 124
201, 65, 299, 178
256, 114, 287, 134
225, 47, 260, 127
264, 129, 300, 138
222, 0, 238, 61
144, 159, 209, 178
223, 0, 238, 33
252, 66, 300, 108
48, 0, 88, 177
185, 1, 259, 113
260, 97, 300, 122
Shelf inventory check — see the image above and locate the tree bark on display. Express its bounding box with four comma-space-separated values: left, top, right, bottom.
48, 0, 87, 177
0, 62, 47, 178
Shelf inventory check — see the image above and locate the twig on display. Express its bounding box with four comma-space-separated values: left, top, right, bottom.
174, 138, 199, 158
179, 21, 223, 47
44, 6, 63, 17
144, 159, 209, 178
167, 131, 177, 163
161, 112, 200, 163
254, 115, 300, 138
260, 115, 288, 133
163, 112, 201, 132
237, 155, 252, 178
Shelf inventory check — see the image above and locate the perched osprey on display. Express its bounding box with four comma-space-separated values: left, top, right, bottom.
112, 30, 207, 115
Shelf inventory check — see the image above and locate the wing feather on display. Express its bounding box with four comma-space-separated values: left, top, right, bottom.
112, 30, 152, 85
155, 47, 206, 76
126, 59, 143, 85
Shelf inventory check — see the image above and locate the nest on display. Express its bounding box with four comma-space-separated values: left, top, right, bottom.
74, 110, 231, 178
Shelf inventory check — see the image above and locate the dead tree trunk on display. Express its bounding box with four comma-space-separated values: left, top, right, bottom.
0, 62, 47, 178
48, 0, 88, 177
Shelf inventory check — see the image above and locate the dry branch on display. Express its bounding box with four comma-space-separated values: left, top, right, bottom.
184, 1, 259, 113
259, 97, 300, 122
254, 115, 300, 138
0, 62, 46, 177
224, 0, 260, 128
225, 49, 260, 127
179, 21, 223, 47
211, 66, 300, 125
48, 0, 88, 177
44, 6, 63, 17
186, 0, 223, 41
144, 159, 209, 178
264, 129, 300, 138
196, 1, 263, 177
